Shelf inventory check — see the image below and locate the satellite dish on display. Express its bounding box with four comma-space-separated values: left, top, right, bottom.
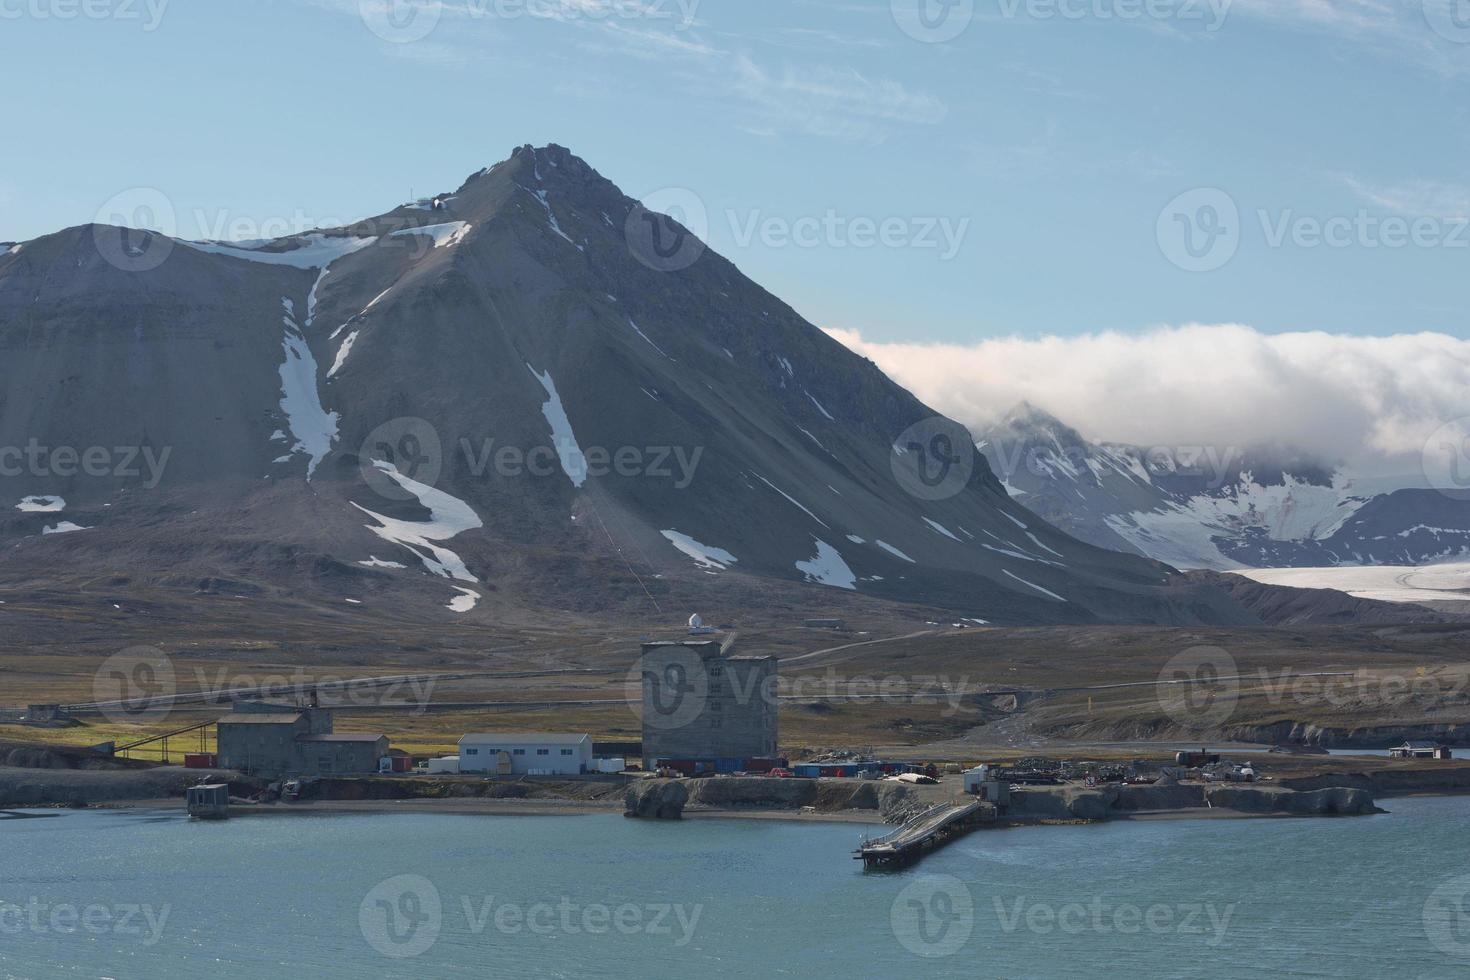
688, 613, 703, 629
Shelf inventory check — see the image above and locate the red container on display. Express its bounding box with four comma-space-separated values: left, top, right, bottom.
391, 756, 413, 773
184, 753, 217, 769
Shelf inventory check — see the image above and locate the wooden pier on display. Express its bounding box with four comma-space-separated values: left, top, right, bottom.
855, 800, 995, 868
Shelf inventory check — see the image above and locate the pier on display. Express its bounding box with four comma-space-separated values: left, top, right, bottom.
855, 800, 994, 868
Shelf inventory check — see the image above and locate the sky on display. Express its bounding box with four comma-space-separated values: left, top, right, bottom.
4, 0, 1470, 470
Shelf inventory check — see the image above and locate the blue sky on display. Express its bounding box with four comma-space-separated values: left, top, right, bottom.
4, 0, 1469, 349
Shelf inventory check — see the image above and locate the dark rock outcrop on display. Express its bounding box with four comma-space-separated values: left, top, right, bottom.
624, 778, 687, 819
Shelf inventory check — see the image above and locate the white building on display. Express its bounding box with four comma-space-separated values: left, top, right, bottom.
458, 733, 593, 775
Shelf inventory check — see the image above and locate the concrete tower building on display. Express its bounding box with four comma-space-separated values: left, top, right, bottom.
638, 640, 778, 769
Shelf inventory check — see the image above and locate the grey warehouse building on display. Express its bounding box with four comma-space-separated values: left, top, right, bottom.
638, 640, 778, 768
215, 702, 388, 777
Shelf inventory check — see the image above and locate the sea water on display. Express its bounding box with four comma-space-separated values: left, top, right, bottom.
4, 797, 1470, 978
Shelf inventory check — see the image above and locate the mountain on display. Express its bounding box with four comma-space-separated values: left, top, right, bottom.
0, 144, 1413, 631
978, 403, 1470, 571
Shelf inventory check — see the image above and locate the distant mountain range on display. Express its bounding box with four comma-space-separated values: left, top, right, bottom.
978, 403, 1470, 571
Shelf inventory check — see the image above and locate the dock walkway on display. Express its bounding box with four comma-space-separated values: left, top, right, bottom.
855, 799, 994, 868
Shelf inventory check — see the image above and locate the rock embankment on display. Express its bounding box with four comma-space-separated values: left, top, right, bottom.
0, 766, 262, 807
624, 779, 688, 819
1007, 782, 1378, 821
681, 777, 929, 822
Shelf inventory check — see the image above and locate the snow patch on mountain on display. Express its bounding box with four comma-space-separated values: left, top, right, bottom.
276, 299, 338, 478
876, 540, 915, 563
795, 538, 857, 590
447, 586, 481, 612
352, 461, 483, 583
16, 496, 65, 513
328, 331, 359, 379
627, 318, 669, 359
753, 473, 828, 529
527, 364, 587, 488
42, 521, 90, 535
662, 530, 738, 571
923, 517, 961, 542
183, 233, 378, 269
390, 221, 471, 249
1003, 568, 1067, 602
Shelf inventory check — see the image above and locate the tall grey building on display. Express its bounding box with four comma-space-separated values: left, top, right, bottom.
638, 640, 778, 768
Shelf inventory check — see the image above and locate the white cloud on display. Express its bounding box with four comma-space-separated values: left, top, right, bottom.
729, 54, 947, 143
826, 324, 1470, 475
1340, 174, 1470, 221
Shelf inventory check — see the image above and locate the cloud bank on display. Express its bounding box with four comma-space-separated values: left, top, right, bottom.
826, 324, 1470, 477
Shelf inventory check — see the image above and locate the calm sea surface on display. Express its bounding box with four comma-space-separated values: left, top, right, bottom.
5, 797, 1470, 978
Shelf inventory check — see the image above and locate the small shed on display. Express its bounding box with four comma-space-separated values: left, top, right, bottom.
186, 783, 230, 820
